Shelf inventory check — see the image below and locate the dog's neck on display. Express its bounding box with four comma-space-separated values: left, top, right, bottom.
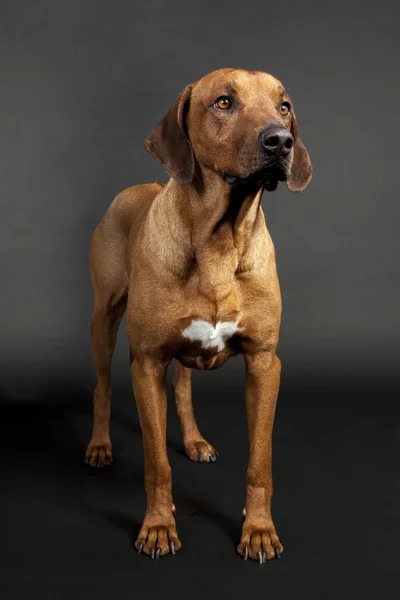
188, 168, 263, 255
147, 170, 266, 300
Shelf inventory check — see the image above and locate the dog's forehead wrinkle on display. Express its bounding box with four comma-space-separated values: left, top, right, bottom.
204, 81, 239, 104
194, 68, 283, 97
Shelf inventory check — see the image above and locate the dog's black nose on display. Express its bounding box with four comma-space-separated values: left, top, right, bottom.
260, 127, 293, 156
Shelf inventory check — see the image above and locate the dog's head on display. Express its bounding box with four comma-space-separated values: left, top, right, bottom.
145, 68, 312, 193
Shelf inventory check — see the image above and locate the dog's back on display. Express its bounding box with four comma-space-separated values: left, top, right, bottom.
94, 181, 165, 249
90, 181, 165, 289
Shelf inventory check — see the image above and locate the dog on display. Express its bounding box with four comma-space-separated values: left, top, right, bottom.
85, 68, 312, 563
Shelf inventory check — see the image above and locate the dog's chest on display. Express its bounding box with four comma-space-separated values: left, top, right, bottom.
176, 282, 245, 366
177, 314, 244, 370
181, 318, 243, 353
174, 257, 246, 367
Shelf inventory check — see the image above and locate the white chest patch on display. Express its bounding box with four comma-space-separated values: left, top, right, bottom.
181, 319, 244, 353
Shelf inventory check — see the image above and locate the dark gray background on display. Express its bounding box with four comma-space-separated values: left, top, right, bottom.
1, 1, 399, 598
2, 0, 399, 396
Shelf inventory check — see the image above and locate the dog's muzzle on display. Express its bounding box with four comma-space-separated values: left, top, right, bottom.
222, 127, 293, 190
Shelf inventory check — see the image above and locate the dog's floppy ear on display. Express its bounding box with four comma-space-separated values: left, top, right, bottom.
286, 108, 312, 193
144, 85, 194, 185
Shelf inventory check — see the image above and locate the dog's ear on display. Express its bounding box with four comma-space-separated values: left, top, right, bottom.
286, 108, 312, 193
144, 85, 194, 185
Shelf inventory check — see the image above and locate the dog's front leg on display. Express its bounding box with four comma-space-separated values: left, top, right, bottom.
131, 356, 181, 558
237, 349, 284, 563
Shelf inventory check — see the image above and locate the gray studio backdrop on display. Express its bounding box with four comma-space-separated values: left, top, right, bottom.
1, 0, 399, 403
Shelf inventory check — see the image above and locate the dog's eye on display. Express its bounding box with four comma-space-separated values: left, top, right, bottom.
279, 102, 291, 116
215, 96, 231, 110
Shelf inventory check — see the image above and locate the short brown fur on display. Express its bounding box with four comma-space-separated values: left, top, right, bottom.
85, 68, 312, 562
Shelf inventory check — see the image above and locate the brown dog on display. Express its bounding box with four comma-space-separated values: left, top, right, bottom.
85, 68, 312, 563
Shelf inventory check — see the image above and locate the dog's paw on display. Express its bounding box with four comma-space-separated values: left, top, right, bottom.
135, 521, 182, 558
185, 439, 218, 463
84, 439, 113, 467
237, 518, 283, 563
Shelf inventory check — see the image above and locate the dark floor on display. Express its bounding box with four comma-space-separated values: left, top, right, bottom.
1, 363, 399, 600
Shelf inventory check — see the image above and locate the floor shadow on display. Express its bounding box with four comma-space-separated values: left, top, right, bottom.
115, 412, 188, 458
88, 506, 142, 548
180, 495, 241, 551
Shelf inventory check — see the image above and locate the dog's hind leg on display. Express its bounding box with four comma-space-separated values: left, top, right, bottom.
85, 218, 128, 467
171, 360, 218, 463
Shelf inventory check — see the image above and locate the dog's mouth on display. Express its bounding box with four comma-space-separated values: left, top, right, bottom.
222, 157, 289, 192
